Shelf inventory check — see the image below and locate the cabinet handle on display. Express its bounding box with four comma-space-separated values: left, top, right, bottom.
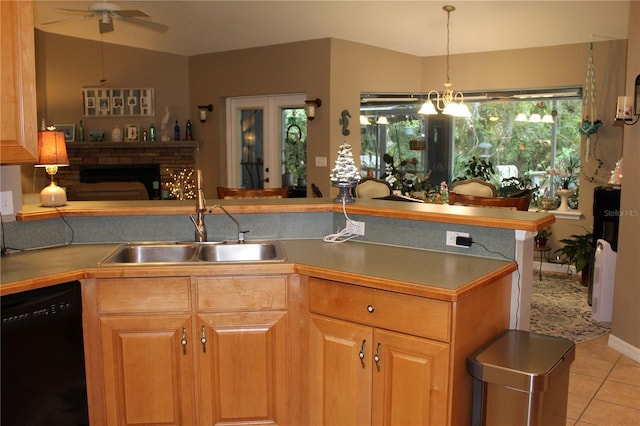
181, 328, 188, 355
358, 339, 366, 368
374, 342, 382, 371
367, 305, 375, 313
201, 325, 207, 353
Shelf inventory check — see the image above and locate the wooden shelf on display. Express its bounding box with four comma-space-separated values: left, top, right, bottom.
66, 141, 199, 149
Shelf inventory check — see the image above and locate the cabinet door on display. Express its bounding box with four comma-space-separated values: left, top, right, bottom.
0, 1, 38, 163
99, 315, 196, 426
198, 311, 288, 426
309, 314, 373, 426
371, 329, 450, 426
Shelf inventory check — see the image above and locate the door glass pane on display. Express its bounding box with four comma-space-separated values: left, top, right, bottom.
240, 108, 264, 188
282, 108, 307, 192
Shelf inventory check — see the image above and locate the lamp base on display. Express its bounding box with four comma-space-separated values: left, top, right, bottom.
40, 183, 67, 207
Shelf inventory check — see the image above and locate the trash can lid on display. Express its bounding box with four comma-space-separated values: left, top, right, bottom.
467, 330, 575, 392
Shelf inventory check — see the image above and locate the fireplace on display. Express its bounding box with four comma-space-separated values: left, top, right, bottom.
80, 165, 160, 199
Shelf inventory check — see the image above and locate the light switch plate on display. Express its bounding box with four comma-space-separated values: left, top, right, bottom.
315, 156, 328, 167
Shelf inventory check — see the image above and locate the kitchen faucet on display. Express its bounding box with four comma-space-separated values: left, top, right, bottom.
210, 204, 249, 243
189, 170, 208, 242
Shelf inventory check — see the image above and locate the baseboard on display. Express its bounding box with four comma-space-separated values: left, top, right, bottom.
608, 333, 640, 363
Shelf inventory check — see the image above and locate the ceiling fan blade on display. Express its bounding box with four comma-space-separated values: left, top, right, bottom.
118, 16, 169, 33
57, 7, 97, 14
114, 9, 149, 18
99, 19, 114, 33
40, 15, 94, 26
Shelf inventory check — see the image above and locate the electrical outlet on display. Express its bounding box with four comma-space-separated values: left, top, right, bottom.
446, 231, 470, 247
346, 220, 365, 236
0, 191, 14, 216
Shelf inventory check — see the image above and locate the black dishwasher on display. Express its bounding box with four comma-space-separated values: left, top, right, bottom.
1, 281, 89, 426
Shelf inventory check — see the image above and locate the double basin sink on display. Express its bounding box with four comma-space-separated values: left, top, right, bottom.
99, 241, 285, 265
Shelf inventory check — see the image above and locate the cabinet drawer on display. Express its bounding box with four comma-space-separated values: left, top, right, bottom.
196, 276, 287, 311
97, 277, 191, 313
309, 278, 451, 342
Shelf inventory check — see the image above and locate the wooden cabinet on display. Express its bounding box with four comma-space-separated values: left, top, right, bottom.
195, 276, 289, 426
99, 314, 197, 425
94, 277, 196, 425
85, 274, 289, 426
1, 0, 38, 163
308, 278, 450, 426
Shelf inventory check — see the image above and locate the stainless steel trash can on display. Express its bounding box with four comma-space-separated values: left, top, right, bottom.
467, 330, 575, 426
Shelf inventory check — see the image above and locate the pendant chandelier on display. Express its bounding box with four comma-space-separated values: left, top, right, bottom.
418, 5, 471, 118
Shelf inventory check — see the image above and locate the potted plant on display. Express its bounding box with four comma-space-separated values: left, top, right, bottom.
535, 228, 552, 249
554, 229, 594, 286
455, 156, 495, 182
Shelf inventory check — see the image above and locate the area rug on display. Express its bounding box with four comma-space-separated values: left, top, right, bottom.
530, 271, 611, 343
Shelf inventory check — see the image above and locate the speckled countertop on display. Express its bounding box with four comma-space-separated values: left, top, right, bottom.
1, 240, 516, 300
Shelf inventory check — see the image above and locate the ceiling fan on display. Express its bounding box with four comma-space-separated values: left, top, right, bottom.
41, 2, 169, 34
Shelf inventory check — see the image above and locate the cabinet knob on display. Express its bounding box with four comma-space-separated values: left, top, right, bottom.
201, 325, 207, 353
181, 327, 188, 355
367, 305, 375, 313
374, 342, 382, 371
358, 339, 366, 368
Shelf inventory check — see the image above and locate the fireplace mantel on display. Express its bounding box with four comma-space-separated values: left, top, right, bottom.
65, 141, 198, 149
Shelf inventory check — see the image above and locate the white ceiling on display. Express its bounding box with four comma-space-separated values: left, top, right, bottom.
33, 1, 632, 57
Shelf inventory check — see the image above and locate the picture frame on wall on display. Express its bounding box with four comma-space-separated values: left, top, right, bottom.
125, 124, 140, 142
54, 124, 75, 142
82, 88, 154, 117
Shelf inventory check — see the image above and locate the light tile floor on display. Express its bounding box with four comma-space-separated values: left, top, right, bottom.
567, 333, 640, 425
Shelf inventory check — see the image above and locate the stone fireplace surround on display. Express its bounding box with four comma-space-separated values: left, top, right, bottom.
57, 142, 198, 199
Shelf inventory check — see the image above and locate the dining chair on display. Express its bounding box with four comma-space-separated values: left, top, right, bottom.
354, 178, 392, 199
217, 186, 289, 199
449, 178, 497, 197
448, 192, 530, 211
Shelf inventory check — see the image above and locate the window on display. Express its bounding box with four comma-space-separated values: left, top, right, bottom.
360, 88, 582, 206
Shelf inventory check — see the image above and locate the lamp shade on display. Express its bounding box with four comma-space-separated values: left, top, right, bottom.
36, 131, 69, 166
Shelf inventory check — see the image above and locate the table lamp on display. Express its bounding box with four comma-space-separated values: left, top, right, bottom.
35, 130, 69, 207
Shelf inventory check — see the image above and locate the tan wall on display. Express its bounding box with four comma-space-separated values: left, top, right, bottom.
187, 39, 330, 197
612, 1, 640, 349
24, 30, 190, 192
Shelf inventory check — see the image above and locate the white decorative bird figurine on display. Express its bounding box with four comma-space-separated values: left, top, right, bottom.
160, 106, 170, 130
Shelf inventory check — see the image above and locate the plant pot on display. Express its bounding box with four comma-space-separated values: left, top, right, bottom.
556, 189, 574, 212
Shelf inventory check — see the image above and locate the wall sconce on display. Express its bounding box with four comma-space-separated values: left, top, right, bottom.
197, 104, 214, 123
35, 130, 69, 207
305, 98, 322, 120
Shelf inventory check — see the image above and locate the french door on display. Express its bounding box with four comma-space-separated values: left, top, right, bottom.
226, 94, 305, 188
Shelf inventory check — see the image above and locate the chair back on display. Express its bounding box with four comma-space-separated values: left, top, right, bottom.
355, 178, 392, 199
217, 186, 289, 199
449, 192, 530, 211
449, 178, 497, 197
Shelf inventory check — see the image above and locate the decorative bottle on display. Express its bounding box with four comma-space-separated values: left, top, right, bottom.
185, 120, 193, 140
149, 123, 156, 141
78, 120, 85, 142
142, 127, 148, 141
174, 120, 181, 141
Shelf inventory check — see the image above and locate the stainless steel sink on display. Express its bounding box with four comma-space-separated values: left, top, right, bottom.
99, 241, 285, 265
198, 242, 281, 262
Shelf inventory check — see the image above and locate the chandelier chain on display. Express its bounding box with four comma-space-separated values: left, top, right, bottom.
446, 7, 451, 83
